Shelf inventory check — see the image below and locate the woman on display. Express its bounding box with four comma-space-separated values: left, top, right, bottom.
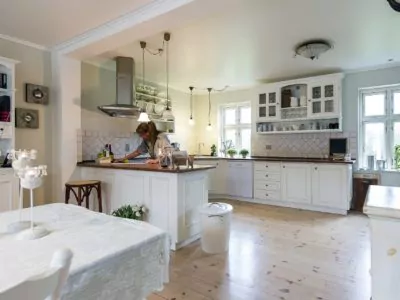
116, 121, 171, 164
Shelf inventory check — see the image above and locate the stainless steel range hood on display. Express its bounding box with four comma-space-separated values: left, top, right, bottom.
98, 56, 140, 117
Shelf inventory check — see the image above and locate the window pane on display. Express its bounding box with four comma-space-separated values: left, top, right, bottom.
224, 129, 237, 148
364, 94, 385, 116
224, 108, 236, 125
393, 92, 400, 114
364, 123, 385, 164
240, 106, 251, 124
240, 128, 251, 152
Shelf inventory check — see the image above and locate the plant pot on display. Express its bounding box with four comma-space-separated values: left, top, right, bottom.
229, 154, 235, 158
242, 155, 247, 159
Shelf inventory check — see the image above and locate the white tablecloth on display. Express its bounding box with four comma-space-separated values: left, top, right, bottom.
0, 203, 169, 300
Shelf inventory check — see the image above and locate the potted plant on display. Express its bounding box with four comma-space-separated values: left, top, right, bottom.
210, 144, 217, 156
227, 148, 237, 158
395, 145, 400, 169
112, 204, 147, 221
240, 149, 249, 158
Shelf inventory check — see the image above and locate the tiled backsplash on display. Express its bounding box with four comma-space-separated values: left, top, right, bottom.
252, 131, 357, 158
78, 129, 142, 161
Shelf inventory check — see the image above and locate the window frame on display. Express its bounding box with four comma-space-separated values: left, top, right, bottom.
219, 102, 251, 152
359, 85, 400, 168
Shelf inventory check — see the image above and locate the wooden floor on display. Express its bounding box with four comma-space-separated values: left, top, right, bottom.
149, 200, 371, 300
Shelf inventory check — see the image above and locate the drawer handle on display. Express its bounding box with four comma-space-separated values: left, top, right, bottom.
282, 165, 285, 168
315, 167, 318, 170
265, 165, 268, 168
265, 175, 268, 177
266, 193, 269, 196
265, 184, 268, 187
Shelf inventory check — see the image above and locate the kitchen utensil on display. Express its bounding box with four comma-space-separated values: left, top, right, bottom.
290, 97, 298, 107
146, 102, 155, 114
300, 96, 307, 106
154, 104, 165, 115
367, 155, 375, 170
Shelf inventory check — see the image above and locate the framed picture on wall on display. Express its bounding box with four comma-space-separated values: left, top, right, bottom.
25, 83, 49, 105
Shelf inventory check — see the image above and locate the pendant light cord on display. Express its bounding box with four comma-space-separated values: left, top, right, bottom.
166, 39, 170, 110
189, 86, 194, 119
207, 88, 212, 125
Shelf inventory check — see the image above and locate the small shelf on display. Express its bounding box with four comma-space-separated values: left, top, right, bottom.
280, 106, 307, 110
257, 129, 342, 135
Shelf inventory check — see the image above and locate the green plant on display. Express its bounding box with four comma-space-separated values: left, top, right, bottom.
227, 149, 237, 156
112, 204, 147, 220
210, 144, 217, 156
395, 145, 400, 169
240, 149, 249, 157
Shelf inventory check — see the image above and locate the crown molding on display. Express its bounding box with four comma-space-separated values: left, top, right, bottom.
0, 33, 47, 51
344, 61, 400, 74
52, 0, 194, 55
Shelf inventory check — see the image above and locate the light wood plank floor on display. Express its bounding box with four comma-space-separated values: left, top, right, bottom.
150, 200, 370, 300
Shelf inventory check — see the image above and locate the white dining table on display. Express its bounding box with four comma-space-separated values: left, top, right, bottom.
0, 203, 170, 300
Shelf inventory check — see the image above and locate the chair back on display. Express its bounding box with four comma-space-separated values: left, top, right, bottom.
0, 248, 73, 300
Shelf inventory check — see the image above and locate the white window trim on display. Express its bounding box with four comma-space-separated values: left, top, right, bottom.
358, 85, 400, 168
218, 102, 251, 152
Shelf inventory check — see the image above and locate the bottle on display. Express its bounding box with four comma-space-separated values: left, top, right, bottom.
109, 144, 114, 160
104, 144, 110, 158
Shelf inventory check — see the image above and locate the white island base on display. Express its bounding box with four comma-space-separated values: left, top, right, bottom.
364, 185, 400, 300
80, 165, 210, 250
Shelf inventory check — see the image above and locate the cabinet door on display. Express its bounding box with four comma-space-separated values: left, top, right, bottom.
281, 163, 311, 204
227, 162, 253, 198
113, 172, 146, 210
0, 177, 13, 212
312, 164, 348, 209
257, 89, 280, 121
307, 82, 339, 118
194, 160, 219, 193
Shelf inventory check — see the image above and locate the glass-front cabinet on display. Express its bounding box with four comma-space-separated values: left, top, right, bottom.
307, 81, 339, 118
255, 73, 343, 134
257, 89, 280, 121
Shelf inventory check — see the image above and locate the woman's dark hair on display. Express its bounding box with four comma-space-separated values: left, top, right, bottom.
136, 121, 160, 146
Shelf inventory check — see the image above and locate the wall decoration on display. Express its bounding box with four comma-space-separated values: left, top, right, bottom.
25, 83, 49, 105
15, 108, 39, 129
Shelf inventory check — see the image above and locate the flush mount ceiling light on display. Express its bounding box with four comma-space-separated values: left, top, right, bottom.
294, 40, 332, 60
388, 0, 400, 12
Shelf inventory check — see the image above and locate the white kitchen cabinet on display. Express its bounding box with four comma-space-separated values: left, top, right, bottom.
311, 164, 351, 210
281, 163, 311, 204
227, 161, 253, 198
195, 159, 226, 194
0, 176, 13, 212
307, 80, 341, 118
256, 86, 281, 121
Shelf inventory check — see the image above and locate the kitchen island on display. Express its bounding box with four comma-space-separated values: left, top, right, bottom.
78, 162, 215, 250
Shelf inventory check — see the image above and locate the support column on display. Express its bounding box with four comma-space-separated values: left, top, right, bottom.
51, 52, 81, 202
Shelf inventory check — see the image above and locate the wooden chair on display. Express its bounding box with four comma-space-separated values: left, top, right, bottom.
0, 248, 73, 300
65, 180, 102, 212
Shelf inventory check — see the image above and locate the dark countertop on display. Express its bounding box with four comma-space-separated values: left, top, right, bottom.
194, 155, 355, 165
77, 162, 216, 173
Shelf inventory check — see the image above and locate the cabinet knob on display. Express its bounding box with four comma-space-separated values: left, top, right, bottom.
265, 184, 268, 187
265, 165, 269, 168
315, 167, 318, 170
265, 174, 268, 177
282, 165, 285, 168
266, 193, 269, 196
308, 99, 311, 102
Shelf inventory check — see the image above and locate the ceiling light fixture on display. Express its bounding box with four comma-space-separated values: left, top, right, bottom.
138, 41, 150, 123
388, 0, 400, 12
206, 87, 212, 131
189, 86, 195, 126
162, 33, 174, 121
294, 40, 332, 60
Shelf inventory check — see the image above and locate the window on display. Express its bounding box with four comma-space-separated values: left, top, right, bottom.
359, 86, 400, 168
220, 103, 251, 152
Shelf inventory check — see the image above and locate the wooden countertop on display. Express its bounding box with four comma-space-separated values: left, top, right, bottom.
364, 185, 400, 219
194, 156, 355, 164
77, 162, 216, 173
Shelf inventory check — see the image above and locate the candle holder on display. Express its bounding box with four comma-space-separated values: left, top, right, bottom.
7, 149, 49, 240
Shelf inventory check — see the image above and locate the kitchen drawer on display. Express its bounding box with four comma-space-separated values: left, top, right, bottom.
254, 180, 281, 191
228, 161, 252, 168
254, 189, 281, 201
254, 162, 281, 172
254, 171, 281, 182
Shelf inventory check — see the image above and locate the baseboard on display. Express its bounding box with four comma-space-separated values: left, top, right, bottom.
209, 194, 348, 215
175, 233, 200, 251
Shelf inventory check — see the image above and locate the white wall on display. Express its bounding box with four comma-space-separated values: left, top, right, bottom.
0, 38, 52, 205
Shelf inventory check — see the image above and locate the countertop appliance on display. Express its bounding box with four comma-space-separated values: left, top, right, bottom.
329, 138, 347, 157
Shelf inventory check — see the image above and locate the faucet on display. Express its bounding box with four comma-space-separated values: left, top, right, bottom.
197, 143, 204, 155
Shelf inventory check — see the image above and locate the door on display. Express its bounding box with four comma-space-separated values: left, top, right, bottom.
307, 82, 339, 118
0, 177, 13, 212
281, 163, 311, 204
257, 88, 280, 121
312, 164, 348, 209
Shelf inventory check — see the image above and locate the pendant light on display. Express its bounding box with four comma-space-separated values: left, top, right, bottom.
138, 41, 150, 123
189, 86, 195, 126
206, 87, 212, 131
162, 33, 174, 121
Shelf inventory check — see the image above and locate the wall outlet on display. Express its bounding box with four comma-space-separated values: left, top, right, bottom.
125, 144, 130, 152
265, 145, 272, 150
